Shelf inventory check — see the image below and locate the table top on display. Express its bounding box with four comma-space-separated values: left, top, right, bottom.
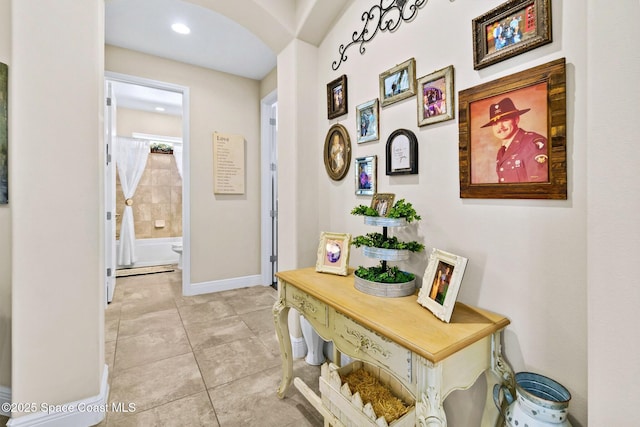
277, 267, 510, 363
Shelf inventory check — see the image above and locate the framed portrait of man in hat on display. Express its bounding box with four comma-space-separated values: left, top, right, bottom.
458, 58, 567, 199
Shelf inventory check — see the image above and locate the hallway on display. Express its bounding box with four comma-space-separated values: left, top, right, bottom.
99, 269, 322, 426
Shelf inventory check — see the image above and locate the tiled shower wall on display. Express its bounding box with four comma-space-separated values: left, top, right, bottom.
115, 152, 182, 239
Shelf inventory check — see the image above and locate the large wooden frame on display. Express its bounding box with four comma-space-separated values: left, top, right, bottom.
417, 248, 468, 323
458, 58, 566, 199
472, 0, 552, 70
316, 231, 351, 276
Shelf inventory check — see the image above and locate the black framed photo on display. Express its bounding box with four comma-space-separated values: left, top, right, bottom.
386, 129, 418, 176
327, 74, 348, 119
472, 0, 552, 70
355, 155, 376, 196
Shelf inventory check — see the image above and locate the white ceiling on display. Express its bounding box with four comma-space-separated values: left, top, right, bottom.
105, 0, 278, 116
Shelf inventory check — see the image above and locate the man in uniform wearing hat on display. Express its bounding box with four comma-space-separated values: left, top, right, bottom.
481, 97, 549, 183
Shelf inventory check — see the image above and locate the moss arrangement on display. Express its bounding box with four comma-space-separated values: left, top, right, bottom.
351, 199, 423, 284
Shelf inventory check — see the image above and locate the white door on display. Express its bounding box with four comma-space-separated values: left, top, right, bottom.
104, 81, 117, 304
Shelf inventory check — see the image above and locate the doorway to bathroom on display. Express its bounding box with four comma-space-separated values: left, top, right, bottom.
104, 72, 190, 304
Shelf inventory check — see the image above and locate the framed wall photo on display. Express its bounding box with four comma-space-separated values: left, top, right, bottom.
458, 58, 566, 199
355, 155, 376, 196
323, 124, 352, 181
417, 248, 468, 323
316, 231, 351, 276
473, 0, 552, 70
356, 99, 380, 143
386, 129, 418, 176
370, 193, 395, 217
327, 74, 348, 119
379, 58, 416, 107
417, 65, 454, 127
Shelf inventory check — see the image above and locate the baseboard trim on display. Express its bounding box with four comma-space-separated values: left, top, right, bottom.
185, 274, 265, 296
7, 364, 109, 427
0, 385, 11, 417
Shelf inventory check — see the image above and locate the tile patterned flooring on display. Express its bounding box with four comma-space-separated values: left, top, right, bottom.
0, 269, 327, 427
97, 269, 323, 426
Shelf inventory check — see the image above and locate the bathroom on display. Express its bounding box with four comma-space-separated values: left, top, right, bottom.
111, 80, 184, 271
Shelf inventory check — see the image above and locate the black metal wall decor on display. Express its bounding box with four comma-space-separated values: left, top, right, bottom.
332, 0, 427, 71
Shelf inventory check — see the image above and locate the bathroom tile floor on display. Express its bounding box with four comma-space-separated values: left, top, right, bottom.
97, 268, 323, 427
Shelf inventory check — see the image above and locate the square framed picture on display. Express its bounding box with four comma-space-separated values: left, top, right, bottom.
386, 128, 418, 176
355, 155, 376, 196
473, 0, 552, 70
379, 58, 416, 107
327, 74, 348, 119
370, 193, 395, 217
316, 231, 351, 276
458, 58, 566, 199
417, 65, 454, 127
356, 99, 380, 143
417, 248, 468, 323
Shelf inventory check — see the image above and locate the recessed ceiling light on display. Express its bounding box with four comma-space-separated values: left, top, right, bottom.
155, 107, 165, 112
171, 23, 191, 35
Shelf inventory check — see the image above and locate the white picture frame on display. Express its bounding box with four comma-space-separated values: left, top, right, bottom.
417, 248, 468, 323
316, 231, 352, 276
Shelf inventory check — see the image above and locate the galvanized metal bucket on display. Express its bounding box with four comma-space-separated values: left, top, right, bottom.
494, 372, 572, 426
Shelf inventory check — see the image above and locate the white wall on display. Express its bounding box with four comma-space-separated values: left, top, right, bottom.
10, 0, 104, 416
306, 0, 588, 424
587, 1, 640, 425
106, 45, 262, 285
0, 0, 12, 391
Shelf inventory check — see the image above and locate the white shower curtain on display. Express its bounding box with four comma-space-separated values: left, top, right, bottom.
116, 137, 150, 266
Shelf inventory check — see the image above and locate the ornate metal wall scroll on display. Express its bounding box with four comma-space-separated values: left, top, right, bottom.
332, 0, 427, 71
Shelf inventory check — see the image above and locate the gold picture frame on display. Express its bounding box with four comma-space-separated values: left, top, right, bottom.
371, 193, 395, 217
323, 123, 352, 181
316, 231, 351, 276
379, 58, 416, 107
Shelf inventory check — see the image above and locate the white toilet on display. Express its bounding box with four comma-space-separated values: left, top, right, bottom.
171, 240, 183, 270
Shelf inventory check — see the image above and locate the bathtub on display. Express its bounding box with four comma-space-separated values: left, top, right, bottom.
116, 237, 181, 268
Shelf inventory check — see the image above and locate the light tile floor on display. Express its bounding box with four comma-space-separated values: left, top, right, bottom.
98, 268, 323, 427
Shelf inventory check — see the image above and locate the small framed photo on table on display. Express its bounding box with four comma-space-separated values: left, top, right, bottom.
417, 248, 468, 323
316, 232, 351, 276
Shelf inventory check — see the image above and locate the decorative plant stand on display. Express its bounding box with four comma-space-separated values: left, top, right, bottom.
354, 217, 416, 297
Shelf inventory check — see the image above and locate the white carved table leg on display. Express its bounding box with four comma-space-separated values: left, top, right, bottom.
273, 296, 292, 399
416, 356, 447, 427
481, 331, 515, 427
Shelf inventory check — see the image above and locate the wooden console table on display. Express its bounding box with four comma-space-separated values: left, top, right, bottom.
273, 267, 514, 426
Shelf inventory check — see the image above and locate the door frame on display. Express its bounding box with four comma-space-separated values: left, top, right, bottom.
260, 90, 277, 286
104, 71, 191, 295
